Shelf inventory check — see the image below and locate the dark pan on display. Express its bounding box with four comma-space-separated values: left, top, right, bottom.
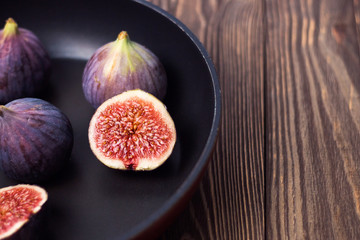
0, 0, 221, 239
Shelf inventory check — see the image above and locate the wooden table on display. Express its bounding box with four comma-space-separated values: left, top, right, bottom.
148, 0, 360, 239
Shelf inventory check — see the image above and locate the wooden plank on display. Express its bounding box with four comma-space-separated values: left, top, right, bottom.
265, 0, 360, 239
150, 0, 265, 239
355, 0, 360, 45
150, 0, 220, 43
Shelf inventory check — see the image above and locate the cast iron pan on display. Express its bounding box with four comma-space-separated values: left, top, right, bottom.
0, 0, 221, 239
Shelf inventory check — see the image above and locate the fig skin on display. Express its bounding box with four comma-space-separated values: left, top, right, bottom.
0, 18, 51, 104
0, 184, 48, 240
88, 89, 176, 171
0, 98, 73, 183
82, 31, 167, 108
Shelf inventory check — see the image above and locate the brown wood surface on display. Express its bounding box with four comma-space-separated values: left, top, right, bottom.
148, 0, 360, 239
266, 0, 360, 239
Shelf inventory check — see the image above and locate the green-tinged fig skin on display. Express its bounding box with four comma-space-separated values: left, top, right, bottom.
0, 98, 73, 183
82, 32, 167, 108
0, 19, 51, 104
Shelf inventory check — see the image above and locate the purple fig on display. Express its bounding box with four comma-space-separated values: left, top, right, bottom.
82, 31, 167, 108
0, 18, 51, 104
0, 98, 73, 183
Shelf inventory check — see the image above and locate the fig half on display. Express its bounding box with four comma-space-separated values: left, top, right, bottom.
0, 184, 47, 240
0, 18, 51, 104
0, 98, 73, 183
82, 31, 167, 108
88, 89, 176, 170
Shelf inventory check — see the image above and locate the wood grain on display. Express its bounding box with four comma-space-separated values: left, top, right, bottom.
149, 0, 360, 239
149, 0, 265, 239
265, 0, 360, 239
355, 0, 360, 47
150, 0, 220, 43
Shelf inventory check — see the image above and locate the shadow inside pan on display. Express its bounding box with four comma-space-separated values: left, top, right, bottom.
0, 1, 220, 239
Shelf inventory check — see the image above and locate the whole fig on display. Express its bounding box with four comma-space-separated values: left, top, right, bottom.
82, 31, 167, 108
0, 18, 51, 104
0, 98, 73, 183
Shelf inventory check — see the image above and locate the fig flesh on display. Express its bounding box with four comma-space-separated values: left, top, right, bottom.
88, 89, 176, 170
0, 18, 51, 104
0, 98, 73, 183
0, 184, 47, 240
82, 31, 167, 108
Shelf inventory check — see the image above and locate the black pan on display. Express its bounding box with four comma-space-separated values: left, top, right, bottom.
0, 1, 221, 239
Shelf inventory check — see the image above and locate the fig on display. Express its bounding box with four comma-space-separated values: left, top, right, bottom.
0, 98, 73, 183
0, 18, 51, 104
88, 89, 176, 170
0, 184, 47, 240
82, 31, 167, 108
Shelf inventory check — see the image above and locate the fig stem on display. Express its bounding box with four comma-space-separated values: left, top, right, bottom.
3, 18, 19, 37
0, 106, 6, 117
117, 31, 129, 41
113, 31, 137, 72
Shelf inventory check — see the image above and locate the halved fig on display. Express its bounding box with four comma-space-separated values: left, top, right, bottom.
88, 89, 176, 170
0, 184, 47, 240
